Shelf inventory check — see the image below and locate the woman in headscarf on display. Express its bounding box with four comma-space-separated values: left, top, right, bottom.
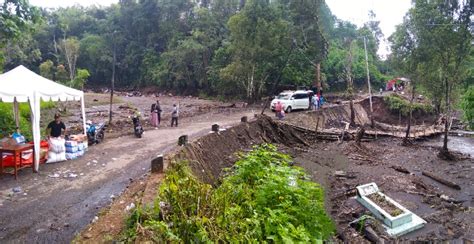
150, 100, 161, 128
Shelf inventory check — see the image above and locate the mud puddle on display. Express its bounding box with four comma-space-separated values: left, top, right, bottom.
424, 136, 474, 157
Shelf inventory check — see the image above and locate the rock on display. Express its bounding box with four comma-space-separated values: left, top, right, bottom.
125, 203, 136, 212
83, 233, 93, 239
12, 187, 22, 193
91, 216, 98, 223
36, 228, 47, 234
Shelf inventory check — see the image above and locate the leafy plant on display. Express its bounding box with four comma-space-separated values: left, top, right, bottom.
384, 93, 433, 116
0, 101, 55, 140
460, 86, 474, 130
123, 144, 335, 242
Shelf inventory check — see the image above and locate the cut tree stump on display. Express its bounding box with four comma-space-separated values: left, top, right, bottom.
422, 171, 461, 190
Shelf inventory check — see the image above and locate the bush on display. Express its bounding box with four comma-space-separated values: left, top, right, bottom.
384, 94, 433, 116
0, 101, 55, 140
124, 144, 335, 242
460, 86, 474, 130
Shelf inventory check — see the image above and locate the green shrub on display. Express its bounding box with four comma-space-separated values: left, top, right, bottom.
0, 101, 55, 140
383, 94, 433, 116
124, 144, 335, 242
460, 86, 474, 130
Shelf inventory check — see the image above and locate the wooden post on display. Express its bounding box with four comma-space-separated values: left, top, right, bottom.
212, 124, 219, 132
178, 135, 188, 146
151, 155, 164, 173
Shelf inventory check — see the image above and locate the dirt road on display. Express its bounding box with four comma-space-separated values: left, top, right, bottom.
0, 109, 254, 243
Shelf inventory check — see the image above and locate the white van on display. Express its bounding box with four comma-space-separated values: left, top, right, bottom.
270, 90, 312, 112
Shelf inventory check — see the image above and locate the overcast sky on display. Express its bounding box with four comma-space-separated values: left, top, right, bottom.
29, 0, 412, 57
29, 0, 117, 8
326, 0, 412, 57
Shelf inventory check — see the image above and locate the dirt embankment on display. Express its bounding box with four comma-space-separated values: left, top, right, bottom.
78, 115, 473, 243
173, 115, 316, 184
361, 96, 438, 126
283, 96, 444, 138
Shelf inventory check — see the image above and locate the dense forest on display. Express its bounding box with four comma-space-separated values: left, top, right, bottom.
1, 0, 390, 100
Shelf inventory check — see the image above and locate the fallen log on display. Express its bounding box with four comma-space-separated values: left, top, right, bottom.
390, 165, 410, 174
422, 171, 461, 190
85, 109, 108, 114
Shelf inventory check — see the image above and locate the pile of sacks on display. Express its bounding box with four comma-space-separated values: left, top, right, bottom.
47, 137, 66, 163
47, 134, 88, 163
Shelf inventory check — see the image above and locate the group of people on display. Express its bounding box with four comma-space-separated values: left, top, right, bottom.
274, 93, 325, 120
309, 94, 324, 111
149, 100, 179, 128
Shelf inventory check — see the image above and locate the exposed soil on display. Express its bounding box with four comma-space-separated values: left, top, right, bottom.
3, 92, 472, 243
367, 193, 403, 217
361, 96, 438, 126
78, 114, 473, 243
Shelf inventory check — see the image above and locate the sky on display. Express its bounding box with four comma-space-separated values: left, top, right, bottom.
326, 0, 412, 58
29, 0, 117, 8
29, 0, 412, 57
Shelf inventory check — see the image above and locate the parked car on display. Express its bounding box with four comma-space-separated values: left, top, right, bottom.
270, 90, 312, 113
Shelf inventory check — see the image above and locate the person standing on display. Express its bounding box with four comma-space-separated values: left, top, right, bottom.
313, 94, 319, 111
155, 100, 162, 125
150, 102, 158, 128
275, 101, 283, 118
46, 113, 67, 138
171, 104, 179, 127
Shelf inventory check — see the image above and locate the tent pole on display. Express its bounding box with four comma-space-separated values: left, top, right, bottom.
81, 94, 87, 136
13, 98, 19, 129
30, 93, 41, 172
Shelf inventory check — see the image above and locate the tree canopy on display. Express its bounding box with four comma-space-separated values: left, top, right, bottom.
1, 0, 393, 100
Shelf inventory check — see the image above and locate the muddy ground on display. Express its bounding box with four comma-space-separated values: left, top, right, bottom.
1, 92, 472, 242
289, 137, 473, 242
78, 113, 473, 243
0, 93, 255, 243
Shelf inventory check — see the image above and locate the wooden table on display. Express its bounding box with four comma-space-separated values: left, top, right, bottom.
0, 144, 35, 180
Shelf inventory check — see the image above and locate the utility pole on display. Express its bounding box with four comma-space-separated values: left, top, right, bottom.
363, 36, 374, 127
109, 31, 116, 125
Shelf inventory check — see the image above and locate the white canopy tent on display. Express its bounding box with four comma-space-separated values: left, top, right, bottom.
0, 65, 87, 171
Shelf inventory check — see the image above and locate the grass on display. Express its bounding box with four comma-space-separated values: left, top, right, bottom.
0, 101, 55, 140
384, 93, 434, 116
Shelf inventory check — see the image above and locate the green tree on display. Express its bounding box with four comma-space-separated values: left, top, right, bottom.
0, 0, 40, 71
401, 0, 472, 156
55, 64, 69, 82
0, 0, 40, 42
59, 37, 80, 81
460, 86, 474, 130
71, 68, 90, 89
39, 59, 54, 80
221, 0, 291, 101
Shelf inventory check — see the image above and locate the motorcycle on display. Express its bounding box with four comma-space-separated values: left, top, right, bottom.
86, 120, 106, 144
132, 115, 144, 138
